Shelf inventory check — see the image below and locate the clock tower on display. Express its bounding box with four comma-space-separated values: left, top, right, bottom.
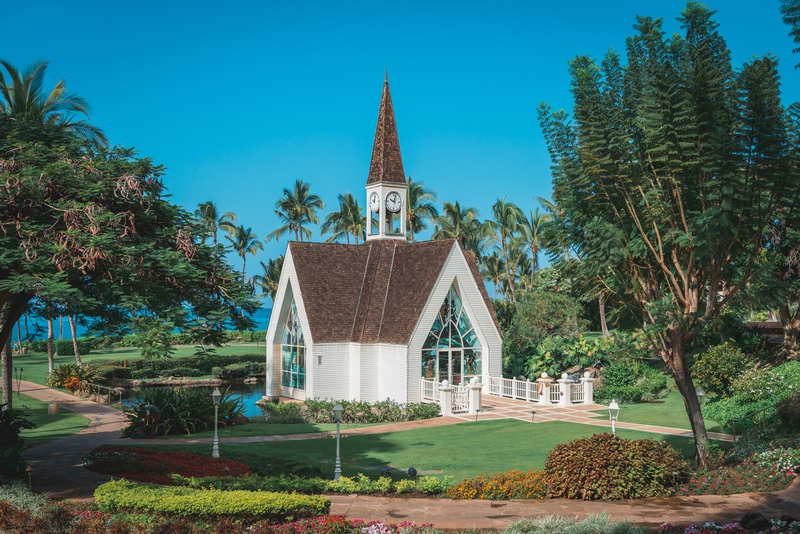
365, 74, 407, 241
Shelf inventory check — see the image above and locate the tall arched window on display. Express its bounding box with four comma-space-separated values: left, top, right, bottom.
421, 285, 482, 385
281, 301, 305, 390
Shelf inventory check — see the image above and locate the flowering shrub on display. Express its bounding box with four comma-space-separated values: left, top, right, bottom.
260, 398, 441, 425
752, 448, 800, 474
724, 428, 800, 465
545, 433, 690, 500
729, 361, 800, 404
83, 445, 250, 485
444, 469, 547, 500
674, 460, 795, 496
247, 516, 437, 534
95, 479, 330, 522
659, 519, 800, 534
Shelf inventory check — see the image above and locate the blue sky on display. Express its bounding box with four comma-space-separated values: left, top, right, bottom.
3, 1, 798, 296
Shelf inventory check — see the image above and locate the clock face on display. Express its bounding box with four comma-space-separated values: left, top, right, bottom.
386, 192, 402, 213
369, 192, 380, 212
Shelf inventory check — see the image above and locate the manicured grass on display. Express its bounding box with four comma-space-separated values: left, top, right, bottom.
592, 378, 724, 432
1, 392, 91, 448
3, 344, 264, 387
139, 419, 709, 482
176, 421, 386, 439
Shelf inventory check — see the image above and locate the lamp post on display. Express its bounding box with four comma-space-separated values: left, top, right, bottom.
608, 399, 620, 437
211, 388, 221, 459
333, 402, 343, 480
696, 389, 706, 409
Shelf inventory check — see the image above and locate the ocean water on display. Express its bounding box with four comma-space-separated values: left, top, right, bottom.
15, 307, 273, 342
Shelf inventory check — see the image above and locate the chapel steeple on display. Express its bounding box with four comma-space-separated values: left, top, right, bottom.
366, 74, 408, 241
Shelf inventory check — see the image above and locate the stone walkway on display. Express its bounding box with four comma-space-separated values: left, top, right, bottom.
17, 380, 796, 527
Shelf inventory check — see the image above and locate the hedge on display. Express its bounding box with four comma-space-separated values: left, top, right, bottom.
94, 479, 329, 522
90, 354, 264, 382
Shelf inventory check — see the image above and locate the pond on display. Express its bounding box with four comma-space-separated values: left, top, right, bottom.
122, 381, 267, 418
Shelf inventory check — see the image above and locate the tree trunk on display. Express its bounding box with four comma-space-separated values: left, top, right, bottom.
69, 315, 83, 366
24, 313, 29, 340
16, 320, 22, 353
2, 339, 11, 410
664, 332, 711, 468
501, 234, 518, 308
60, 315, 63, 339
599, 293, 609, 339
47, 317, 55, 374
779, 303, 800, 360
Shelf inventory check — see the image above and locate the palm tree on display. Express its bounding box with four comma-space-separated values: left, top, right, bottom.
253, 256, 284, 301
195, 201, 237, 247
225, 226, 264, 275
266, 180, 324, 242
490, 197, 524, 307
406, 178, 438, 243
0, 60, 107, 147
519, 208, 551, 288
480, 252, 506, 298
432, 201, 480, 246
321, 193, 366, 244
536, 197, 573, 262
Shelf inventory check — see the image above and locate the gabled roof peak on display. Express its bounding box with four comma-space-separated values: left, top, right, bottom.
367, 75, 406, 185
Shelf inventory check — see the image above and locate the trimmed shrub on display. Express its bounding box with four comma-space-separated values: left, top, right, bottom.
692, 342, 753, 397
445, 469, 547, 500
595, 360, 667, 403
94, 479, 330, 521
54, 338, 92, 356
545, 433, 689, 500
87, 353, 264, 380
259, 401, 305, 424
212, 361, 263, 379
284, 398, 440, 424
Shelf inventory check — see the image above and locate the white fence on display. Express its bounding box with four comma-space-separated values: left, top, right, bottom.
421, 378, 479, 415
488, 377, 540, 402
486, 373, 595, 406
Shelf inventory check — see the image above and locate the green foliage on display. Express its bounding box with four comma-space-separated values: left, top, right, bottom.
131, 315, 176, 359
0, 482, 49, 515
545, 433, 689, 500
53, 339, 92, 356
122, 387, 244, 436
94, 478, 330, 521
729, 360, 800, 403
692, 342, 753, 397
212, 361, 263, 379
502, 290, 584, 377
777, 393, 800, 428
171, 472, 451, 496
595, 360, 668, 403
45, 363, 102, 389
703, 396, 778, 434
259, 398, 441, 424
89, 353, 263, 382
0, 405, 36, 481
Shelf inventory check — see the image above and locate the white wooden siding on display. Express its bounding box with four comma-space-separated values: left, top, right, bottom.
311, 342, 351, 400
378, 344, 408, 403
359, 345, 380, 402
406, 242, 503, 402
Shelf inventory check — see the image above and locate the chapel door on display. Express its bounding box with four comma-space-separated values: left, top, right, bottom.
437, 349, 463, 386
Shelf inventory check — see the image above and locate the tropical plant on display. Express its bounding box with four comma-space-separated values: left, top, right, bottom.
692, 342, 754, 398
320, 193, 366, 244
405, 177, 438, 242
266, 180, 324, 242
194, 201, 237, 248
225, 225, 264, 275
0, 404, 36, 480
537, 4, 798, 466
480, 252, 505, 298
254, 255, 284, 301
45, 363, 102, 390
518, 208, 551, 289
0, 60, 107, 147
488, 197, 524, 307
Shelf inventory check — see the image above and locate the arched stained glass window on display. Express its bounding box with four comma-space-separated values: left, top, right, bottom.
281, 301, 305, 390
421, 285, 482, 384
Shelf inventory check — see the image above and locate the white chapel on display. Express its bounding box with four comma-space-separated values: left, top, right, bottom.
264, 77, 503, 403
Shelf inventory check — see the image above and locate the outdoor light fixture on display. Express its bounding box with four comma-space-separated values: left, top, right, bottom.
211, 388, 221, 459
696, 389, 706, 408
408, 467, 417, 480
25, 465, 32, 490
531, 410, 536, 423
608, 399, 620, 437
333, 402, 343, 480
380, 468, 391, 478
474, 409, 481, 422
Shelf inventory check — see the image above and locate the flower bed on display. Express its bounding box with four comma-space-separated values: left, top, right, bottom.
658, 519, 800, 534
675, 461, 795, 496
444, 469, 547, 500
83, 445, 250, 485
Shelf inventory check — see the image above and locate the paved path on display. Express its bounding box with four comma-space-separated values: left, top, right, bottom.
18, 380, 791, 527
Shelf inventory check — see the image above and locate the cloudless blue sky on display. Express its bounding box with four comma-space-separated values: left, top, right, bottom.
3, 1, 798, 304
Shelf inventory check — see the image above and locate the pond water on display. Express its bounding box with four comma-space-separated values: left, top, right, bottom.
122, 381, 267, 418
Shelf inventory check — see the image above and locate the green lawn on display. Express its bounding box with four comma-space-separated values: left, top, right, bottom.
3, 344, 264, 386
140, 419, 709, 482
177, 421, 386, 439
2, 392, 91, 448
591, 378, 724, 432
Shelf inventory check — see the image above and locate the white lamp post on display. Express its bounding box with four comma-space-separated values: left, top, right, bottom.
608, 399, 620, 437
211, 388, 221, 459
696, 389, 706, 408
333, 402, 343, 480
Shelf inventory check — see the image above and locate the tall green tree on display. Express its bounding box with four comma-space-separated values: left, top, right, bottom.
432, 201, 490, 260
0, 60, 107, 147
489, 197, 524, 308
519, 208, 551, 288
537, 3, 797, 466
254, 256, 285, 301
266, 180, 324, 243
480, 252, 506, 298
195, 201, 237, 248
780, 0, 800, 68
225, 226, 264, 276
405, 177, 438, 242
321, 193, 366, 244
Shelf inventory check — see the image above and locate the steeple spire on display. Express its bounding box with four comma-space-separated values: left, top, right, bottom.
367, 75, 406, 185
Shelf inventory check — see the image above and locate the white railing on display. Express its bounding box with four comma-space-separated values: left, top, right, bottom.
452, 385, 470, 413
421, 378, 439, 402
485, 373, 595, 406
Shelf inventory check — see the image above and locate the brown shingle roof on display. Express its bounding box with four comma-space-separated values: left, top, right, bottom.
288, 239, 499, 344
366, 75, 406, 185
